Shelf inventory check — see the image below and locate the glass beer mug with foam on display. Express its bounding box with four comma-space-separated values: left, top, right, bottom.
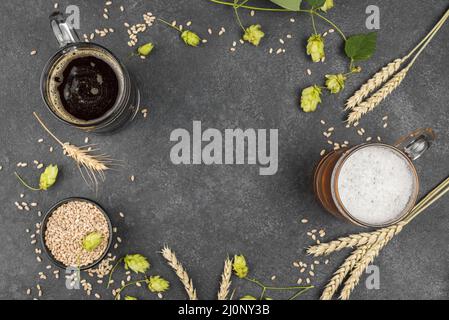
313, 128, 435, 227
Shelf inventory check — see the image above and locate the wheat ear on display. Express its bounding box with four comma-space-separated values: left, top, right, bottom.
345, 8, 449, 111
346, 8, 449, 124
339, 228, 397, 300
33, 113, 113, 189
309, 176, 449, 256
345, 58, 404, 111
308, 222, 405, 257
337, 176, 449, 300
320, 243, 372, 300
347, 66, 410, 125
217, 257, 233, 300
161, 246, 198, 300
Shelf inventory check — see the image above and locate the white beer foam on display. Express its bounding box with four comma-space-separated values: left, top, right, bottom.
337, 145, 416, 225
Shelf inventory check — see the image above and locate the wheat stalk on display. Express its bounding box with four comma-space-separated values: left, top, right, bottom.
339, 177, 449, 300
345, 58, 404, 111
339, 228, 396, 300
161, 246, 198, 300
308, 222, 405, 257
319, 176, 449, 300
347, 65, 411, 125
320, 243, 371, 300
310, 175, 449, 256
33, 113, 113, 190
345, 8, 449, 124
217, 257, 233, 300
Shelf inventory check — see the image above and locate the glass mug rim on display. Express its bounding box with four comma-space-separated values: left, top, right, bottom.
330, 143, 420, 228
40, 42, 130, 128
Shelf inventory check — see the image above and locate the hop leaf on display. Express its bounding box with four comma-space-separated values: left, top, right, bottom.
39, 165, 58, 190
124, 254, 150, 274
82, 232, 103, 252
233, 255, 249, 278
325, 74, 346, 94
306, 0, 326, 8
240, 295, 257, 300
345, 32, 377, 61
243, 25, 265, 46
320, 0, 334, 12
137, 43, 154, 56
181, 30, 201, 47
147, 276, 170, 293
124, 296, 137, 300
300, 85, 322, 112
306, 34, 325, 63
269, 0, 302, 11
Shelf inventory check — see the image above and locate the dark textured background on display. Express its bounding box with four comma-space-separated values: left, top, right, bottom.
0, 0, 448, 300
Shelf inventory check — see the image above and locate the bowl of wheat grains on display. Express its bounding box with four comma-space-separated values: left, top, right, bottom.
40, 198, 113, 270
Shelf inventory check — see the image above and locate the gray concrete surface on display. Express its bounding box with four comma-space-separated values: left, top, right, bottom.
0, 0, 448, 300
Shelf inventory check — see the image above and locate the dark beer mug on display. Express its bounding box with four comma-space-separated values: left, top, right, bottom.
40, 12, 140, 133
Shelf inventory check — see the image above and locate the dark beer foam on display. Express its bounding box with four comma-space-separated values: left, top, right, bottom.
47, 47, 124, 124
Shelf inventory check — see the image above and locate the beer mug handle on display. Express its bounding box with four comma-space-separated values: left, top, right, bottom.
394, 128, 436, 161
50, 11, 80, 47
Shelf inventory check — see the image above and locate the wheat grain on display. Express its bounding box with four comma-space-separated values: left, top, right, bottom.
347, 66, 410, 124
307, 222, 405, 256
217, 257, 232, 300
320, 243, 371, 300
161, 246, 198, 300
44, 200, 110, 267
345, 58, 404, 111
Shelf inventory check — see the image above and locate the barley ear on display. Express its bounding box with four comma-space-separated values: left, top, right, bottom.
33, 112, 113, 190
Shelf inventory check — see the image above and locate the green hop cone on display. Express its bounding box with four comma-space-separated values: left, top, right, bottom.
147, 276, 170, 293
306, 34, 325, 63
39, 165, 58, 190
181, 30, 201, 47
243, 24, 265, 46
124, 296, 137, 300
137, 43, 154, 56
124, 254, 150, 274
325, 74, 346, 94
320, 0, 334, 12
300, 85, 322, 112
240, 295, 257, 300
233, 255, 249, 278
82, 232, 103, 252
